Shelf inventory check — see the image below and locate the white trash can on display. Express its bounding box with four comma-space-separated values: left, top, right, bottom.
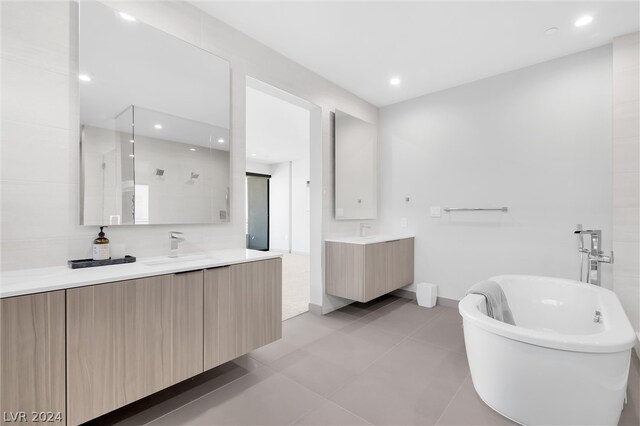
416, 282, 437, 308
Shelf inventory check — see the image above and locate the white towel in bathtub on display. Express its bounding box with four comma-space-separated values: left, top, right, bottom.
467, 280, 516, 325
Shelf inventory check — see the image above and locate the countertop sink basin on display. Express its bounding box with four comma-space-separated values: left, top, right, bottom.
142, 254, 216, 266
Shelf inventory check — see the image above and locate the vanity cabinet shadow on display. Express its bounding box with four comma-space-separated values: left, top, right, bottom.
204, 258, 282, 369
66, 271, 204, 425
1, 292, 66, 426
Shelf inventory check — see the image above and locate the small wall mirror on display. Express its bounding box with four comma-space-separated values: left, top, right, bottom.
79, 1, 230, 225
334, 110, 377, 220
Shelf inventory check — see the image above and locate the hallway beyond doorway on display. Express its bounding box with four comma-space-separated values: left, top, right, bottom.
282, 253, 310, 320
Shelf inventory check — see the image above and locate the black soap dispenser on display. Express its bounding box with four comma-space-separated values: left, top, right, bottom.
92, 226, 110, 260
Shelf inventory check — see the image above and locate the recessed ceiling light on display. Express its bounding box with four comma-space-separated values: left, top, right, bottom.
154, 124, 162, 129
78, 74, 91, 82
251, 153, 257, 157
190, 148, 196, 151
129, 139, 134, 143
545, 27, 559, 35
217, 138, 225, 144
574, 16, 593, 27
119, 12, 136, 22
389, 77, 401, 86
129, 154, 134, 158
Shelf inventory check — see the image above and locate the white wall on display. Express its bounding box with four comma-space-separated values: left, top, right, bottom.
291, 157, 310, 254
246, 161, 270, 175
267, 159, 310, 255
269, 161, 290, 252
0, 1, 377, 311
379, 46, 613, 301
612, 32, 640, 356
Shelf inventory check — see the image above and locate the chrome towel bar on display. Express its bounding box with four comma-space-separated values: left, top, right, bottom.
444, 207, 509, 212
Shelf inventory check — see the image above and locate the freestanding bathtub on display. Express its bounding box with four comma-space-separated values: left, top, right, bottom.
459, 275, 636, 426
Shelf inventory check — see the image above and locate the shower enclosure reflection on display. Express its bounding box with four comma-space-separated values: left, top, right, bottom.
81, 106, 230, 225
79, 0, 231, 225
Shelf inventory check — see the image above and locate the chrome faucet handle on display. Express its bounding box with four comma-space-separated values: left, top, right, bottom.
597, 251, 614, 264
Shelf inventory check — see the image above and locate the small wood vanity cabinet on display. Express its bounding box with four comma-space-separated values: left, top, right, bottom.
1, 292, 66, 426
326, 237, 414, 302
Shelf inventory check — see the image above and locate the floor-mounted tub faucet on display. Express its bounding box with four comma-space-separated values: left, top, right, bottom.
169, 231, 185, 258
574, 225, 613, 286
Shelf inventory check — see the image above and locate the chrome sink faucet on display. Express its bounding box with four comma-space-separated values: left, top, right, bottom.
574, 225, 613, 286
359, 223, 372, 237
169, 231, 185, 258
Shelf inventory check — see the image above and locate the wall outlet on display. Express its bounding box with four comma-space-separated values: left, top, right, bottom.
400, 217, 408, 228
430, 206, 441, 217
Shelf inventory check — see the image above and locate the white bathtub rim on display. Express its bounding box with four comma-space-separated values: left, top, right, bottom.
459, 275, 636, 353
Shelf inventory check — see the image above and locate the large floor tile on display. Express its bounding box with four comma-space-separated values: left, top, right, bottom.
436, 376, 516, 425
294, 400, 371, 425
329, 339, 468, 425
281, 312, 342, 347
411, 307, 466, 354
109, 356, 262, 426
304, 322, 404, 374
248, 336, 300, 365
270, 348, 357, 396
360, 298, 444, 336
148, 366, 324, 425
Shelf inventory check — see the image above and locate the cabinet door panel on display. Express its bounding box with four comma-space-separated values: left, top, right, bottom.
363, 242, 391, 302
169, 271, 205, 382
1, 291, 66, 426
325, 242, 365, 301
67, 272, 203, 425
391, 238, 414, 290
204, 259, 282, 370
203, 266, 233, 368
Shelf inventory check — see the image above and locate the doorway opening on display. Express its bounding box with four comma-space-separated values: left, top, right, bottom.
245, 78, 314, 321
246, 173, 270, 251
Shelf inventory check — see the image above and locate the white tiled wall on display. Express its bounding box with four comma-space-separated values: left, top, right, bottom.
612, 32, 640, 356
378, 46, 614, 301
0, 1, 377, 312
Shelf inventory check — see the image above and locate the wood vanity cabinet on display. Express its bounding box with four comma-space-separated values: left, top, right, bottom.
326, 237, 414, 303
204, 258, 282, 369
66, 271, 204, 425
1, 291, 66, 426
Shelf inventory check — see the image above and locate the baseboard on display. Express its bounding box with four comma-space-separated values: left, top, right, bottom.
437, 297, 459, 308
308, 303, 323, 316
390, 289, 459, 308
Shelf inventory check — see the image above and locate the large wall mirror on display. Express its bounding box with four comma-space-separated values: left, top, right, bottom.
334, 110, 377, 220
79, 1, 230, 225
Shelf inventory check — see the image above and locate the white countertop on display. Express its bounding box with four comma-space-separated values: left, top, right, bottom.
324, 234, 414, 245
0, 249, 282, 299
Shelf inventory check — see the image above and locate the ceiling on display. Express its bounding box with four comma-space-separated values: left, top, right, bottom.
246, 86, 310, 165
192, 1, 639, 107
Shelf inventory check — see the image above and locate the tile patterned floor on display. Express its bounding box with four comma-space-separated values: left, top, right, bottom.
108, 295, 639, 426
281, 254, 310, 321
